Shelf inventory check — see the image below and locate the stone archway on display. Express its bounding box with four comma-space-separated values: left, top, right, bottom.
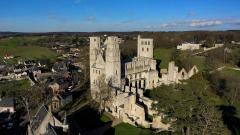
125, 78, 130, 86
139, 80, 141, 88
130, 82, 132, 91
182, 71, 185, 78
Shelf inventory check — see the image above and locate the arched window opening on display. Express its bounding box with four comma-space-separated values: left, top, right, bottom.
193, 68, 197, 74
182, 72, 185, 77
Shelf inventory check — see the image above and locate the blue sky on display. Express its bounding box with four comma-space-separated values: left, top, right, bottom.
0, 0, 240, 32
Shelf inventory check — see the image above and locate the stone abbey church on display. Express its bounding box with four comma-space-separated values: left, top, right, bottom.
89, 35, 198, 130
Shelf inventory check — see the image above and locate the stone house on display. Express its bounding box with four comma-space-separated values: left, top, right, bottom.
49, 92, 72, 112
28, 105, 68, 135
51, 62, 68, 72
0, 98, 15, 113
177, 43, 202, 50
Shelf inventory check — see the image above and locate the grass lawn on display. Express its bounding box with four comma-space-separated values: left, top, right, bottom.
114, 123, 153, 135
220, 69, 240, 117
221, 68, 240, 80
154, 48, 174, 68
100, 114, 112, 123
0, 37, 58, 63
191, 56, 206, 71
0, 79, 31, 97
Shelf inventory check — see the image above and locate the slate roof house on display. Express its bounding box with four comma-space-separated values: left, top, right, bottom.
0, 98, 15, 113
28, 105, 68, 135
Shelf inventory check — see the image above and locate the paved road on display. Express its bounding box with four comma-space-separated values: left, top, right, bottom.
192, 46, 224, 56
210, 66, 240, 74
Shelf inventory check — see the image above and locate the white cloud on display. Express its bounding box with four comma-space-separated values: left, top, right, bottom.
190, 19, 222, 27
161, 23, 177, 28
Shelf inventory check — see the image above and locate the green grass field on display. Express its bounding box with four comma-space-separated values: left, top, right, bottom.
154, 48, 173, 68
191, 56, 206, 71
114, 123, 153, 135
220, 68, 240, 117
0, 79, 31, 97
221, 68, 240, 80
100, 114, 112, 123
0, 37, 58, 63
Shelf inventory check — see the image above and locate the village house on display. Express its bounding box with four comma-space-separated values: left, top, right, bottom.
203, 43, 224, 51
3, 53, 14, 60
28, 105, 68, 135
48, 92, 72, 112
177, 43, 202, 50
24, 60, 37, 67
52, 61, 68, 72
70, 48, 80, 52
0, 98, 15, 113
0, 62, 6, 70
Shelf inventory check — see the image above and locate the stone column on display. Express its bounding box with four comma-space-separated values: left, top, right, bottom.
141, 80, 144, 89
131, 81, 134, 87
136, 80, 139, 89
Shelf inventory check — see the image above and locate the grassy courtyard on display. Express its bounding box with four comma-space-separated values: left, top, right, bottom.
153, 48, 173, 68
190, 56, 206, 71
100, 114, 112, 123
114, 123, 153, 135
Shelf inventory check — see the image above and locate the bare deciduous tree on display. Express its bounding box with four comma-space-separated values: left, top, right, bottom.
95, 74, 114, 114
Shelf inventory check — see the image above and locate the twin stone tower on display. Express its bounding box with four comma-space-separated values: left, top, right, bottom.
90, 36, 122, 99
89, 35, 154, 99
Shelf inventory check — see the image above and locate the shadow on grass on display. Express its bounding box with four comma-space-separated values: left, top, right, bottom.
219, 105, 240, 135
68, 105, 114, 135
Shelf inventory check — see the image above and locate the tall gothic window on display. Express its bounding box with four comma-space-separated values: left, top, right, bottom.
193, 68, 197, 74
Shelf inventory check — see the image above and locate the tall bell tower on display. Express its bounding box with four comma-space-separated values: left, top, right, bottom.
89, 36, 101, 97
105, 36, 121, 88
137, 35, 153, 58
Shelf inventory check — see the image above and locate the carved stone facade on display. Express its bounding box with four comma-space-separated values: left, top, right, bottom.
90, 36, 121, 99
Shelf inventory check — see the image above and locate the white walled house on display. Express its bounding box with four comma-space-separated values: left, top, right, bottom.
203, 43, 224, 51
0, 98, 15, 113
177, 43, 202, 50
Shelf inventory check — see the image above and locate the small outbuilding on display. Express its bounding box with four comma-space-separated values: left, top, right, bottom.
0, 98, 15, 113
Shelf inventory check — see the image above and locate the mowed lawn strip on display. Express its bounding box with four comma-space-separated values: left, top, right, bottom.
154, 48, 173, 68
114, 123, 153, 135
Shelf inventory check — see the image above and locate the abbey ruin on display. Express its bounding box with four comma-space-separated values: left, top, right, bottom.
89, 35, 199, 130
